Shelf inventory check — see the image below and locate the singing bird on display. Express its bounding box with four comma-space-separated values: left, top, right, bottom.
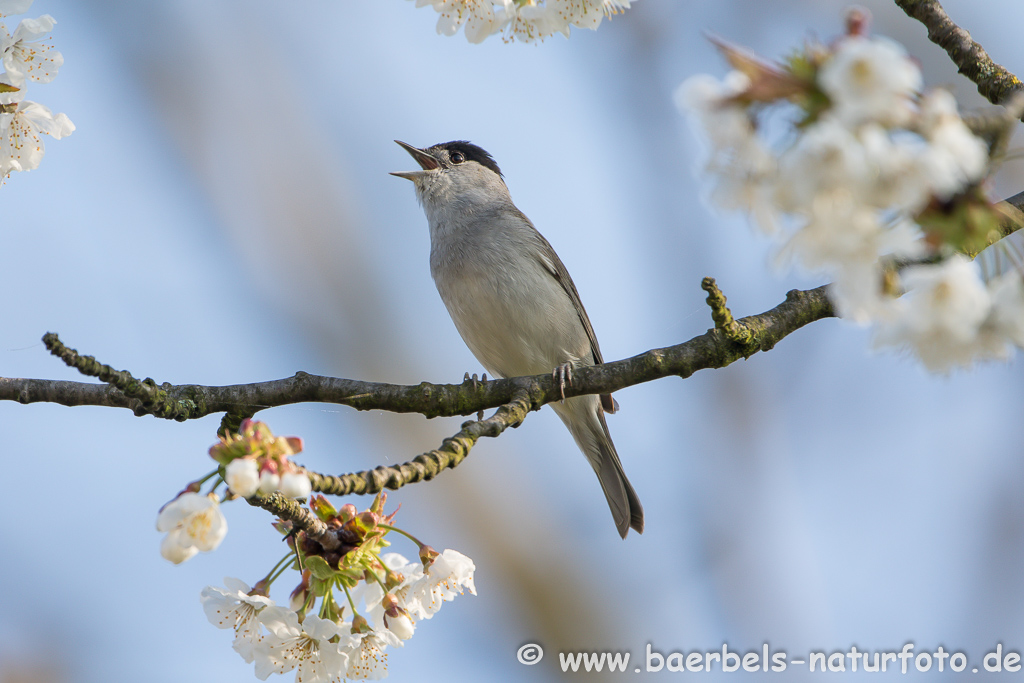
392, 140, 643, 538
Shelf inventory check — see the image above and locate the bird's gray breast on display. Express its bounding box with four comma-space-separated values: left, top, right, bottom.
429, 212, 592, 379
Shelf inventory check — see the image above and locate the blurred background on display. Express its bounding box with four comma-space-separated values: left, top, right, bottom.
2, 0, 1023, 680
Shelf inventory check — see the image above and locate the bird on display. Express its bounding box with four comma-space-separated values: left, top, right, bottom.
391, 139, 643, 538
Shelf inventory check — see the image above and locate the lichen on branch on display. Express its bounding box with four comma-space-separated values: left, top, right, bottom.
895, 0, 1024, 112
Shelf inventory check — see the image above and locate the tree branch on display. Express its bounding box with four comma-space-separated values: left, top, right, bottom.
0, 284, 836, 423
246, 491, 339, 550
6, 210, 1020, 503
895, 0, 1024, 113
306, 390, 532, 496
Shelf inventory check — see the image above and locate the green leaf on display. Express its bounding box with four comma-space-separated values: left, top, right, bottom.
310, 495, 338, 523
310, 576, 333, 597
305, 555, 339, 582
918, 188, 1004, 255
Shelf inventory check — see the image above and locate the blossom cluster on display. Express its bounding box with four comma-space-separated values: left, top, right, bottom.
0, 0, 72, 179
157, 422, 477, 679
211, 419, 313, 501
407, 0, 632, 44
678, 9, 1024, 372
200, 494, 476, 681
156, 421, 314, 564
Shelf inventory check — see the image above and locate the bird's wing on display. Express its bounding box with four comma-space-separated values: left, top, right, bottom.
522, 213, 620, 414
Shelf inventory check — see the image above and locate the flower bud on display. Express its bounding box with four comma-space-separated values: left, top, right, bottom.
381, 593, 400, 612
419, 544, 440, 566
384, 612, 416, 641
384, 569, 405, 591
381, 594, 416, 640
258, 470, 280, 495
355, 511, 379, 532
338, 504, 357, 523
280, 471, 312, 499
844, 5, 871, 36
225, 458, 260, 498
289, 570, 311, 611
351, 614, 371, 634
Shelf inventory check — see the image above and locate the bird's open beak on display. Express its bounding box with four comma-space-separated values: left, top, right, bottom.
390, 140, 440, 180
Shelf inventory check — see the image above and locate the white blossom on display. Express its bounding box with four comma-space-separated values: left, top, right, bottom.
775, 117, 871, 211
497, 0, 566, 42
258, 470, 281, 494
678, 25, 1017, 372
406, 0, 634, 41
254, 607, 350, 683
160, 531, 198, 564
676, 71, 752, 149
225, 458, 260, 498
426, 0, 499, 43
342, 629, 400, 681
858, 125, 933, 213
200, 578, 274, 663
780, 201, 922, 323
677, 72, 779, 232
547, 0, 597, 30
156, 492, 228, 564
548, 0, 630, 31
919, 87, 959, 130
364, 554, 427, 626
874, 255, 994, 371
918, 90, 988, 199
818, 36, 922, 128
1, 14, 62, 83
980, 271, 1024, 351
0, 98, 74, 176
0, 0, 33, 17
784, 193, 923, 265
279, 471, 311, 499
410, 549, 476, 617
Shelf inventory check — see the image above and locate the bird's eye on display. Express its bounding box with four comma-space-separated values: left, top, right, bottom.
450, 151, 465, 164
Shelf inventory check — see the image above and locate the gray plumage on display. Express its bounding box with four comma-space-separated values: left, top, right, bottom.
392, 140, 644, 538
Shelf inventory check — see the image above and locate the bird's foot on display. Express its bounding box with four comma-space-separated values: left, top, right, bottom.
463, 372, 488, 421
552, 363, 573, 403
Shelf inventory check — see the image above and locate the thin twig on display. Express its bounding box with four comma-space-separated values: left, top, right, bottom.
306, 391, 532, 496
895, 0, 1024, 114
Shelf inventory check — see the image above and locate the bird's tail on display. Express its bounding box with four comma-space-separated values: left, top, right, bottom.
551, 395, 644, 538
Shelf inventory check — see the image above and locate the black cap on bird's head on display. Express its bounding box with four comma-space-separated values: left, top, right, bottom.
391, 140, 503, 181
432, 141, 503, 178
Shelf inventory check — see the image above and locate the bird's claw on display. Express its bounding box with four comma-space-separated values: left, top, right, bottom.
464, 372, 487, 421
477, 373, 487, 420
552, 363, 573, 403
